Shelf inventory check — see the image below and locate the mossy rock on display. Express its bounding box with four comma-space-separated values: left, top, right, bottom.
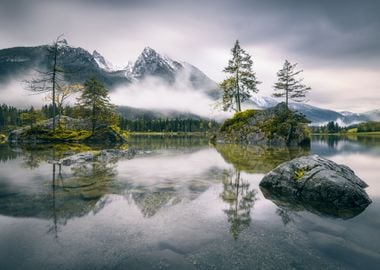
85, 125, 128, 143
217, 103, 311, 147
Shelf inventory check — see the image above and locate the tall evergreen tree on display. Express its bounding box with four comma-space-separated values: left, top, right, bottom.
220, 40, 260, 112
77, 77, 115, 133
272, 60, 311, 108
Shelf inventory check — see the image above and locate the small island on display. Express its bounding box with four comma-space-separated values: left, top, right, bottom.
4, 76, 128, 145
213, 102, 311, 147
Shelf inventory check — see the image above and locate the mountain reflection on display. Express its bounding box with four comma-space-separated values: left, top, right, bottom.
220, 169, 257, 240
0, 143, 226, 228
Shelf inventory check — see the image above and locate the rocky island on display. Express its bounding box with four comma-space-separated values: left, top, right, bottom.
213, 103, 311, 147
7, 116, 128, 144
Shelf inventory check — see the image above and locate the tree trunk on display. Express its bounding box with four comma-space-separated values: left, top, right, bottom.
52, 43, 58, 131
92, 101, 96, 134
236, 70, 241, 112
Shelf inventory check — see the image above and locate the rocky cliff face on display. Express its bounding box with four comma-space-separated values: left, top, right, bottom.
214, 103, 311, 147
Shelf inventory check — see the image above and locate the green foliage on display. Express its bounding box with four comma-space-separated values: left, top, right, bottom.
77, 76, 116, 133
215, 144, 310, 174
258, 108, 309, 141
220, 40, 260, 112
110, 125, 128, 141
24, 127, 91, 142
273, 60, 311, 107
357, 121, 380, 132
219, 104, 310, 146
220, 109, 257, 132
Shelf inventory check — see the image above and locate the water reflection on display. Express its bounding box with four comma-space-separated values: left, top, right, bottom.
312, 134, 380, 157
0, 136, 380, 269
220, 169, 257, 239
215, 144, 310, 173
261, 184, 369, 220
0, 158, 119, 225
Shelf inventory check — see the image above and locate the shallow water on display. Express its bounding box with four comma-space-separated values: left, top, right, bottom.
0, 135, 379, 269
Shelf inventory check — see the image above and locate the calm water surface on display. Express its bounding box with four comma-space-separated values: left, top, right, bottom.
0, 135, 379, 269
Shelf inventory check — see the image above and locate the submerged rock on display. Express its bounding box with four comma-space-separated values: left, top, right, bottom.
58, 148, 136, 166
259, 155, 372, 218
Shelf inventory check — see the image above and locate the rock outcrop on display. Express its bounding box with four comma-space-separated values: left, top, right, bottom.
259, 155, 372, 218
7, 117, 127, 144
214, 103, 310, 147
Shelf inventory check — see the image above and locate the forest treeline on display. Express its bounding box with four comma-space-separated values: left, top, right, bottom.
0, 103, 219, 133
310, 121, 380, 134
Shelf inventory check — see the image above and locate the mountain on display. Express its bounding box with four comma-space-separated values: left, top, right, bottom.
248, 96, 375, 126
0, 42, 218, 98
0, 40, 130, 88
1, 40, 379, 125
131, 47, 219, 98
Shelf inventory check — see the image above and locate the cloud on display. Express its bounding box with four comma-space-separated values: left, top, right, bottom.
110, 75, 230, 120
0, 0, 379, 112
0, 80, 45, 108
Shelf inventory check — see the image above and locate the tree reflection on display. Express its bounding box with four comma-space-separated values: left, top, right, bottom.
46, 159, 118, 237
220, 170, 257, 240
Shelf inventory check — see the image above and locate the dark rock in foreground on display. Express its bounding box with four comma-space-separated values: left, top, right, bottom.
259, 154, 372, 219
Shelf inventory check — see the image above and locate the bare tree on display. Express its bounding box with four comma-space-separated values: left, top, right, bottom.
45, 83, 83, 122
25, 35, 66, 131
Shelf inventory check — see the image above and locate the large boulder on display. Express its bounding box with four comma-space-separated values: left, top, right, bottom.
84, 125, 128, 144
259, 155, 372, 218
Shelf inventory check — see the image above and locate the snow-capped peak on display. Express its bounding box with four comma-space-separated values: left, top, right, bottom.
92, 50, 125, 72
249, 96, 279, 109
132, 46, 182, 79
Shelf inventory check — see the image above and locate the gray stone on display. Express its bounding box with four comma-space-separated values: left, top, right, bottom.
58, 148, 136, 166
259, 154, 371, 218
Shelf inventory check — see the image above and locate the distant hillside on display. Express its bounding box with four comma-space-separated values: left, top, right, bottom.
117, 106, 204, 121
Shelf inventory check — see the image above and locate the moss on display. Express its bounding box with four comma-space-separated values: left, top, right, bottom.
23, 127, 91, 142
0, 134, 6, 144
294, 168, 305, 181
220, 109, 257, 132
52, 143, 93, 154
110, 125, 128, 141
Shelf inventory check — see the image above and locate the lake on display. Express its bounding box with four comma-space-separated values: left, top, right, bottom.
0, 135, 379, 269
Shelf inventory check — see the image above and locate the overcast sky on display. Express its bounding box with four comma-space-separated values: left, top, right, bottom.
0, 0, 379, 112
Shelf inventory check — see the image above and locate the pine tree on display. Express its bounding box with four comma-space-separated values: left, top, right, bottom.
220, 40, 260, 112
77, 77, 115, 134
273, 60, 311, 108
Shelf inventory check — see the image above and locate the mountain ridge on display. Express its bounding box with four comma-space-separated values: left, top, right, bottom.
0, 41, 379, 125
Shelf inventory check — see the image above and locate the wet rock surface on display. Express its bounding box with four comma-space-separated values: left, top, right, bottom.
259, 154, 372, 218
